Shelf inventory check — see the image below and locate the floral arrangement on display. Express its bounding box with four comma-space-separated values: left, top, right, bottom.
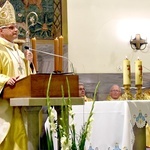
46, 74, 100, 150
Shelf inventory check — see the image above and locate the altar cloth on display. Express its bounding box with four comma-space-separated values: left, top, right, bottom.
72, 100, 150, 150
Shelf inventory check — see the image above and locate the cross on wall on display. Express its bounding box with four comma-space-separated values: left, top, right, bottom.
130, 34, 147, 50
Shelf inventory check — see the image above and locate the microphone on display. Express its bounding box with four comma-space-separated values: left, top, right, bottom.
24, 46, 74, 74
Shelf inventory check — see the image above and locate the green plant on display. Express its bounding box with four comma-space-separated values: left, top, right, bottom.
46, 74, 100, 150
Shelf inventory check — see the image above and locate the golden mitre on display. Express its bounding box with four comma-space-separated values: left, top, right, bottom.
0, 0, 16, 27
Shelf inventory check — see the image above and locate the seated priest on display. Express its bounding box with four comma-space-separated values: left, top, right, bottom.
0, 1, 35, 149
79, 83, 93, 102
106, 84, 122, 100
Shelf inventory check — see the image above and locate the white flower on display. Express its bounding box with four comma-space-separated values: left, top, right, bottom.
89, 117, 94, 123
61, 136, 72, 150
59, 125, 63, 129
50, 122, 57, 132
48, 107, 57, 132
61, 136, 67, 145
86, 117, 94, 141
69, 109, 75, 117
69, 118, 75, 127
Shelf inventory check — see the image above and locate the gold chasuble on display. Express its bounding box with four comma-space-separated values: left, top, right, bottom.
84, 96, 93, 102
0, 1, 35, 149
0, 38, 32, 149
106, 95, 122, 100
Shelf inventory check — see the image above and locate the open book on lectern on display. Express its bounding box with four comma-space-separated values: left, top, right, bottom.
2, 74, 79, 99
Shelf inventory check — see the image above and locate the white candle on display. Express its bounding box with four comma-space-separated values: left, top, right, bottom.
123, 57, 131, 85
135, 58, 143, 86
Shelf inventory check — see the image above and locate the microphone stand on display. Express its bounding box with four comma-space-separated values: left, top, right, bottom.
24, 46, 75, 75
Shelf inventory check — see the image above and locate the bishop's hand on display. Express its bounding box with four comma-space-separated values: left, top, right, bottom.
6, 76, 19, 86
24, 50, 33, 63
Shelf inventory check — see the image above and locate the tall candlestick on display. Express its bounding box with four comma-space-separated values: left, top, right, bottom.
54, 37, 59, 72
59, 35, 63, 72
135, 58, 143, 86
31, 37, 38, 72
123, 57, 131, 85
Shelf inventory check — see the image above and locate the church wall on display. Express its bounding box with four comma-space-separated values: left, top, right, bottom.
67, 0, 150, 74
9, 0, 150, 100
67, 0, 150, 100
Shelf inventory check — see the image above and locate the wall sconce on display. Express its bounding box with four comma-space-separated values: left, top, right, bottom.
130, 34, 147, 50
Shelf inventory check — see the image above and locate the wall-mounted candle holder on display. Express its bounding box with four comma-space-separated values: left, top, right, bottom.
130, 34, 147, 50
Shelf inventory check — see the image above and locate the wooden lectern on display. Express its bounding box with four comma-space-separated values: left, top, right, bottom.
2, 74, 79, 98
2, 74, 84, 150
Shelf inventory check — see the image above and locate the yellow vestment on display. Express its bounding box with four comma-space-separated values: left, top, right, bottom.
106, 95, 122, 100
0, 37, 32, 150
84, 96, 93, 102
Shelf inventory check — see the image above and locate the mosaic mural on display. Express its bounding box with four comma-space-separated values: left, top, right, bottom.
7, 0, 62, 40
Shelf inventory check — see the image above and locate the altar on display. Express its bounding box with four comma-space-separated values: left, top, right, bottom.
9, 97, 150, 149
72, 100, 150, 150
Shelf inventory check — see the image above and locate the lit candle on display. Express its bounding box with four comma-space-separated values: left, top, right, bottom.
59, 35, 63, 72
135, 58, 143, 86
123, 57, 131, 85
54, 37, 59, 72
31, 37, 38, 72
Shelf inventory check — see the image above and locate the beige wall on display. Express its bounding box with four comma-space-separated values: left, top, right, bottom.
67, 0, 150, 73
